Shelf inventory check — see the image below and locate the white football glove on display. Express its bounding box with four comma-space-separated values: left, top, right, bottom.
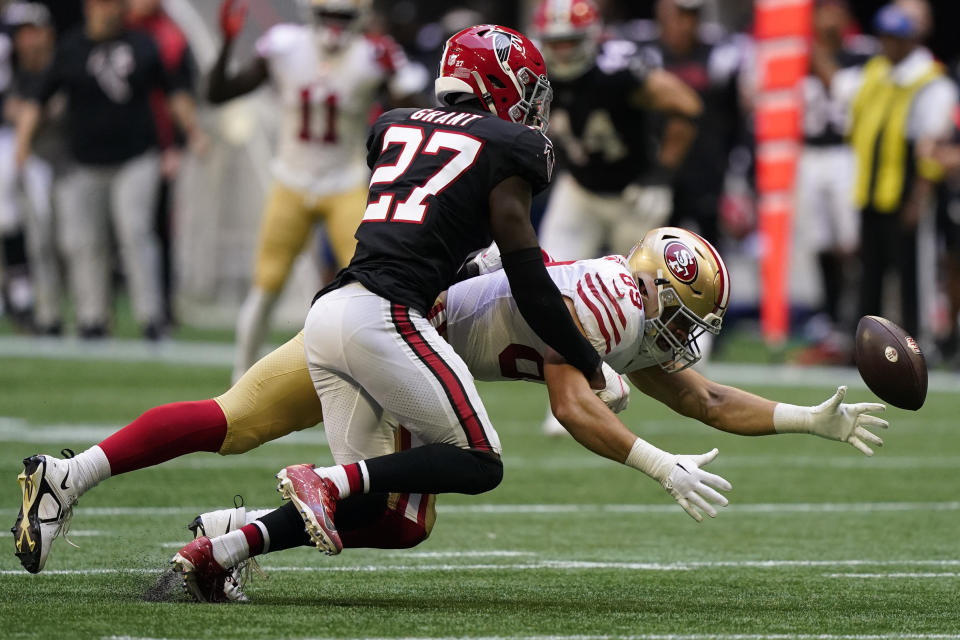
595, 362, 630, 413
467, 242, 502, 275
625, 439, 732, 522
773, 385, 888, 456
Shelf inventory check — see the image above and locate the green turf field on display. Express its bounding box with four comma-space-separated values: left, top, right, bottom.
0, 351, 958, 639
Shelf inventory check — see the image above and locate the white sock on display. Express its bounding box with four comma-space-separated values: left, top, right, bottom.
314, 465, 351, 499
210, 529, 251, 568
66, 445, 111, 496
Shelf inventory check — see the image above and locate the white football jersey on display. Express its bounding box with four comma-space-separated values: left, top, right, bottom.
256, 25, 418, 197
440, 256, 663, 383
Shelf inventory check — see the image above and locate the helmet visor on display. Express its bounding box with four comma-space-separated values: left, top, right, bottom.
646, 288, 722, 373
509, 67, 552, 132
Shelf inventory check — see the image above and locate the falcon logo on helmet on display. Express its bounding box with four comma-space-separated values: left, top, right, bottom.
435, 25, 553, 132
627, 227, 730, 372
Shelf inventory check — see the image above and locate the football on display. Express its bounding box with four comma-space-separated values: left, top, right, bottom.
854, 315, 927, 410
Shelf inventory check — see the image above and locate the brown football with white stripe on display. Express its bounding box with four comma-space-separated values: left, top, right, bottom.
854, 315, 927, 410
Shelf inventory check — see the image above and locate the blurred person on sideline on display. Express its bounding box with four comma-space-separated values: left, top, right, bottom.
14, 0, 206, 340
792, 0, 873, 365
924, 123, 960, 366
845, 3, 956, 339
532, 0, 702, 261
207, 0, 428, 383
0, 5, 33, 328
126, 0, 200, 327
1, 2, 65, 334
635, 0, 746, 247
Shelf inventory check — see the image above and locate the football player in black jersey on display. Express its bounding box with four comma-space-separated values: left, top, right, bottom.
167, 24, 610, 594
532, 0, 703, 436
634, 0, 747, 247
531, 0, 702, 262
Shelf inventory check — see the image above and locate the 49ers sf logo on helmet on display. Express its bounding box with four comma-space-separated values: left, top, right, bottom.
663, 241, 698, 284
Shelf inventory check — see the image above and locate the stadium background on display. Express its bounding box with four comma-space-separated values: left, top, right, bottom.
10, 0, 959, 356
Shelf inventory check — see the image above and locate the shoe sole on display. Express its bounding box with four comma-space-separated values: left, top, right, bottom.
12, 456, 46, 574
275, 470, 340, 556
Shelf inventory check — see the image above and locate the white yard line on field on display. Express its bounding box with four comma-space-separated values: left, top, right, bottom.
825, 572, 960, 579
102, 634, 960, 640
2, 501, 960, 518
7, 559, 960, 578
2, 335, 959, 392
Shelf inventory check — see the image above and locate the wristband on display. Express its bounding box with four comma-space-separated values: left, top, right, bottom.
624, 437, 674, 482
772, 403, 812, 434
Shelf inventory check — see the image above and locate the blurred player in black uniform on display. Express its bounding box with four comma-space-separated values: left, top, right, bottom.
794, 0, 872, 363
169, 24, 609, 597
532, 0, 702, 261
532, 0, 701, 436
634, 0, 746, 246
14, 0, 205, 339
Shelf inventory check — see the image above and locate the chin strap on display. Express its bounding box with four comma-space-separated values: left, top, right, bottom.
470, 71, 499, 116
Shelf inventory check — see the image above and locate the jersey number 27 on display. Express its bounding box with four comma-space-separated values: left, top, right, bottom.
363, 125, 482, 225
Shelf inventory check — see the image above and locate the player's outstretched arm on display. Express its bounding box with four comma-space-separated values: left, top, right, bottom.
639, 69, 702, 170
489, 176, 604, 388
629, 368, 888, 456
544, 352, 731, 522
207, 0, 268, 104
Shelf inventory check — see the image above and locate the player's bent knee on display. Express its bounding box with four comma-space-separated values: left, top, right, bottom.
464, 450, 503, 495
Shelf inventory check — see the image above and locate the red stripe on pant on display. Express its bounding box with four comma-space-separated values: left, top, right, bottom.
390, 304, 491, 450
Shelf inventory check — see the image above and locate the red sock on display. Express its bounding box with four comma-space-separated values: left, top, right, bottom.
98, 400, 228, 475
240, 523, 264, 556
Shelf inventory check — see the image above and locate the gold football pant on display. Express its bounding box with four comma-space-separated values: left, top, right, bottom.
214, 332, 435, 537
253, 181, 367, 292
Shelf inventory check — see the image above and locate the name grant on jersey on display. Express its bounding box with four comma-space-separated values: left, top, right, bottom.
409, 108, 485, 127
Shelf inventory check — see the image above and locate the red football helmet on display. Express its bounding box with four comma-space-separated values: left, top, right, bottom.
531, 0, 602, 80
435, 24, 553, 132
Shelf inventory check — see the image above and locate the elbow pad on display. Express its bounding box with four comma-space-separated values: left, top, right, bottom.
501, 247, 601, 379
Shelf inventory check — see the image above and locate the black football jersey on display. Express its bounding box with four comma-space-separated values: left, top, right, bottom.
319, 105, 554, 314
803, 48, 871, 146
549, 40, 655, 194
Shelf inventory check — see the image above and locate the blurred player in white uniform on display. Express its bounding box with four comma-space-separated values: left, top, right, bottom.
207, 0, 427, 381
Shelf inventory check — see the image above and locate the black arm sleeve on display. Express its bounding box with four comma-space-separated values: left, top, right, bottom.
501, 247, 602, 379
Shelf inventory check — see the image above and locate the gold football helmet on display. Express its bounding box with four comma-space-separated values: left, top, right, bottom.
306, 0, 370, 49
626, 227, 730, 372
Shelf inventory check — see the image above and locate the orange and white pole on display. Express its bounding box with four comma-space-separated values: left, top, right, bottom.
753, 0, 811, 345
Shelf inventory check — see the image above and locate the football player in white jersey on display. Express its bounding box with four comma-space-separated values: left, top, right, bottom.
206, 0, 428, 382
14, 228, 890, 599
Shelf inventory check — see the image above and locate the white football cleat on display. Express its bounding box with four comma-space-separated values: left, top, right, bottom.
187, 499, 272, 594
188, 504, 248, 539
12, 452, 80, 573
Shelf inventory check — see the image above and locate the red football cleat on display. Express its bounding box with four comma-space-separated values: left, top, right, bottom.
170, 536, 246, 603
275, 463, 343, 555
